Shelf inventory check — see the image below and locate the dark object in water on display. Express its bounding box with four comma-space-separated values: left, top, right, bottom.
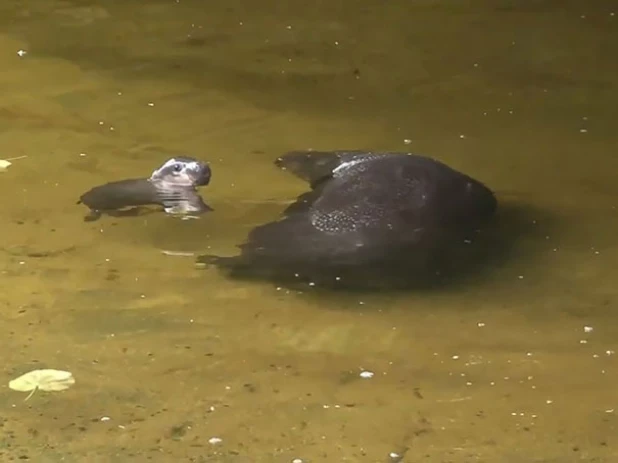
77, 157, 213, 221
198, 150, 498, 290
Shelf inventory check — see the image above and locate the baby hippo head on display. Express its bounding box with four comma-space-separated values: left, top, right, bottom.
150, 157, 211, 187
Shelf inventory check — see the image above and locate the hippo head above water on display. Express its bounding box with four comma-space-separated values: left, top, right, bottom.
149, 156, 212, 188
77, 156, 213, 222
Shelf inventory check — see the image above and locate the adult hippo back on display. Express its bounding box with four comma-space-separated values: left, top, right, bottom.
199, 150, 498, 290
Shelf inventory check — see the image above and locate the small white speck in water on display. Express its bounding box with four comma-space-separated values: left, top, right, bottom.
208, 437, 222, 445
359, 370, 374, 379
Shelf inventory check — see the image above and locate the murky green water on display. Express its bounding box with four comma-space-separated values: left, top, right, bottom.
0, 0, 617, 461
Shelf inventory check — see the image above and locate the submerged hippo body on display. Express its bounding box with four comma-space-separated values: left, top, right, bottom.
78, 157, 213, 221
199, 150, 498, 289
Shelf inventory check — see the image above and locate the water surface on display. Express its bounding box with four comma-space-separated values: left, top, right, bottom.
0, 0, 617, 461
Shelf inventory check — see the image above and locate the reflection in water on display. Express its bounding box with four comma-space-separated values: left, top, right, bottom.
0, 0, 617, 461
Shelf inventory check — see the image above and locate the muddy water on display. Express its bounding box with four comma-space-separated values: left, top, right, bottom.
0, 0, 617, 461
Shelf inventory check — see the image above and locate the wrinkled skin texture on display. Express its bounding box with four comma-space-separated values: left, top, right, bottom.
199, 150, 498, 290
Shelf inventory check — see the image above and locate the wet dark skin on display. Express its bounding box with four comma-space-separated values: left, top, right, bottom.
77, 157, 213, 222
198, 150, 498, 290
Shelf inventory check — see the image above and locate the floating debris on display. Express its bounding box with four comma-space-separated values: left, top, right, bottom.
9, 369, 75, 400
0, 156, 28, 172
160, 249, 196, 257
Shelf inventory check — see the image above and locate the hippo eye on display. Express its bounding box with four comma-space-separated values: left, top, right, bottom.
173, 163, 183, 172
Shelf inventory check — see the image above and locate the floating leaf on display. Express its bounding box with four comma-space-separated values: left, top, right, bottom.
0, 156, 27, 172
9, 369, 75, 400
